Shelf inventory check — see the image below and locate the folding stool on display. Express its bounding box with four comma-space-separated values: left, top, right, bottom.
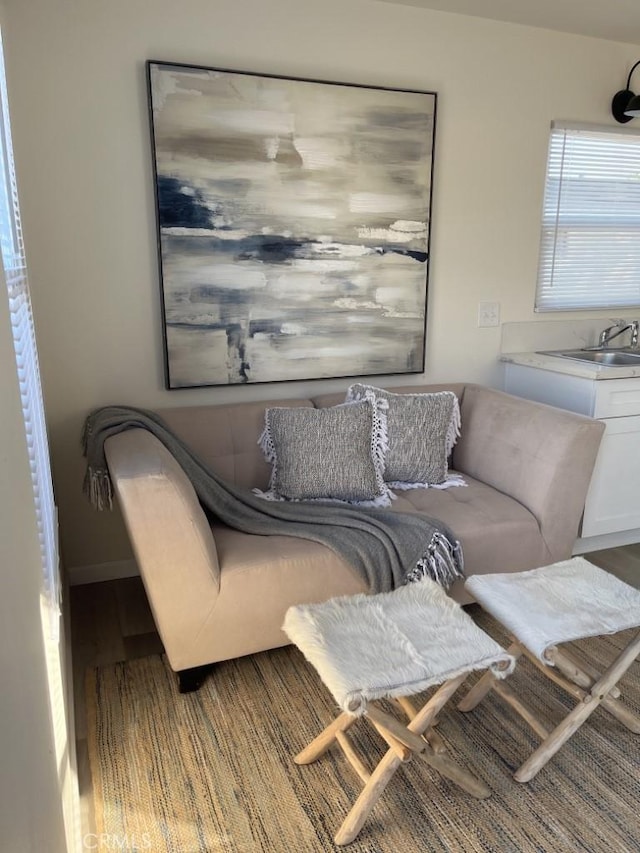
458, 557, 640, 783
283, 580, 514, 845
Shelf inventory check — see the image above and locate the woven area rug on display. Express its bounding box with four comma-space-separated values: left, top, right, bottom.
86, 611, 640, 852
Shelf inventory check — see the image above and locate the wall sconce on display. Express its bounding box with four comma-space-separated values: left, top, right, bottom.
612, 60, 640, 122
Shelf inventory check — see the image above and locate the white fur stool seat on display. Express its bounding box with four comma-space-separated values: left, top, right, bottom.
459, 557, 640, 782
283, 579, 514, 846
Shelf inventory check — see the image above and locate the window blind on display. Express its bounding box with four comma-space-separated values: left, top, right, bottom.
0, 33, 60, 631
536, 123, 640, 312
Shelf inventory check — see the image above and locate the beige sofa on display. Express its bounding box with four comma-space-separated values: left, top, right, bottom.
104, 383, 604, 691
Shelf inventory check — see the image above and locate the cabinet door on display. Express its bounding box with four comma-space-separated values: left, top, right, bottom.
593, 378, 640, 418
582, 415, 640, 536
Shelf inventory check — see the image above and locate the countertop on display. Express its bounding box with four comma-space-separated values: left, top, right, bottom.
500, 351, 640, 381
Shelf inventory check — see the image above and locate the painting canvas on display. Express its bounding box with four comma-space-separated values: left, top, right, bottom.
147, 61, 437, 388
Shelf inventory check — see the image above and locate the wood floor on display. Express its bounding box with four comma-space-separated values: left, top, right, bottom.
71, 576, 165, 838
69, 545, 640, 841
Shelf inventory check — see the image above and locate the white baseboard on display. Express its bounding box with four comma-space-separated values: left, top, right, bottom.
67, 559, 139, 586
573, 528, 640, 554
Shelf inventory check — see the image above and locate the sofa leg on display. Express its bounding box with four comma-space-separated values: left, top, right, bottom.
177, 664, 213, 694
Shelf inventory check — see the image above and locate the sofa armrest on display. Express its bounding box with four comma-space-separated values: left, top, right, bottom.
453, 385, 605, 562
105, 428, 221, 671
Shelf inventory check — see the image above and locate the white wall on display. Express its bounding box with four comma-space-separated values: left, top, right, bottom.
0, 273, 68, 847
2, 0, 639, 573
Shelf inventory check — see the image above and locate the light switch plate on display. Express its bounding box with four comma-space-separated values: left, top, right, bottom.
478, 301, 500, 327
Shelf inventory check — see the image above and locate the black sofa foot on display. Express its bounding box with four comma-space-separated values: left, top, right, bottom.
177, 664, 213, 693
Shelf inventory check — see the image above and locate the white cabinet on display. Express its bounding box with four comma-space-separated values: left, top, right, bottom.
582, 415, 640, 537
591, 378, 640, 418
504, 363, 640, 550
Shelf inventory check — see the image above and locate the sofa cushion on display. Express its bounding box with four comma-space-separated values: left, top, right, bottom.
159, 398, 315, 490
346, 383, 462, 489
391, 472, 554, 583
256, 395, 392, 506
212, 472, 553, 619
206, 523, 367, 660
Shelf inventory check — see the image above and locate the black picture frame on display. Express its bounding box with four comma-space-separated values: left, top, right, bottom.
146, 60, 437, 389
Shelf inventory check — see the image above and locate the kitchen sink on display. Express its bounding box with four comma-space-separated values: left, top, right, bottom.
538, 349, 640, 366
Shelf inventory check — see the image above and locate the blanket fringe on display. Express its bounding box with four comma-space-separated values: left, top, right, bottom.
252, 486, 395, 508
83, 467, 113, 511
388, 472, 467, 491
405, 531, 464, 589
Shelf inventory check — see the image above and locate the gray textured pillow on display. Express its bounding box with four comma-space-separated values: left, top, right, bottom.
255, 395, 393, 506
346, 384, 464, 490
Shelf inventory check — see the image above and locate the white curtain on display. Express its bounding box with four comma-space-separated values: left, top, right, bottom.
0, 30, 60, 632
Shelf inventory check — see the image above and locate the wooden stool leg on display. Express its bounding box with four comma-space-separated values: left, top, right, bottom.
366, 704, 490, 798
600, 694, 640, 733
523, 645, 640, 734
556, 647, 622, 698
515, 630, 640, 782
335, 673, 492, 844
336, 730, 371, 783
336, 734, 490, 847
393, 696, 447, 753
335, 748, 401, 845
423, 727, 448, 755
336, 676, 488, 845
492, 679, 549, 740
458, 641, 523, 712
295, 711, 356, 765
553, 649, 640, 734
411, 672, 470, 730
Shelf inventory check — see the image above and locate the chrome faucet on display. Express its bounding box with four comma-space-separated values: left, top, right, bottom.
597, 319, 639, 349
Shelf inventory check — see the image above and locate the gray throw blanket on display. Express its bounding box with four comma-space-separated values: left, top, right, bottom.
82, 406, 464, 593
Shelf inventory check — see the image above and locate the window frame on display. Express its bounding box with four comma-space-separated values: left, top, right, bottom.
535, 121, 640, 313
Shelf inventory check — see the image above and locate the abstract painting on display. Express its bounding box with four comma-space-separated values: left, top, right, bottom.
146, 61, 437, 388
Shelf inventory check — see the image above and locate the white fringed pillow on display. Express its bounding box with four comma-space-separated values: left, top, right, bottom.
346, 384, 465, 490
254, 393, 393, 507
